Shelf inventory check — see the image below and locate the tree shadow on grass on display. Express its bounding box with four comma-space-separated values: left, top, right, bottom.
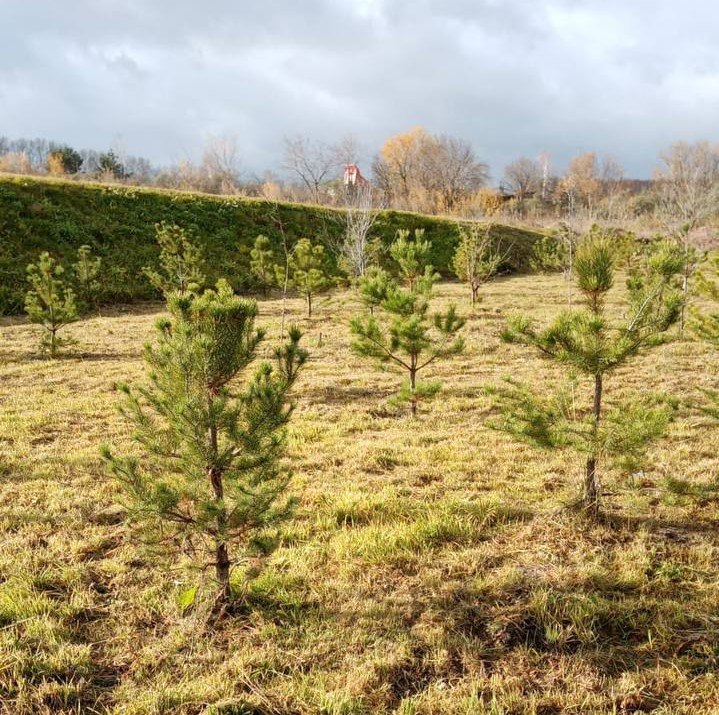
605, 511, 719, 539
1, 349, 140, 363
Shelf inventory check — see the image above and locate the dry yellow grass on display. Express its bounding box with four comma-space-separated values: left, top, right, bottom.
1, 274, 718, 714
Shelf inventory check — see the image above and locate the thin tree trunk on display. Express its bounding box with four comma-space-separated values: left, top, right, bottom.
280, 269, 289, 339
678, 230, 692, 335
584, 373, 603, 515
567, 238, 574, 308
680, 264, 689, 334
273, 206, 290, 340
215, 542, 231, 602
409, 364, 417, 417
208, 419, 231, 603
307, 292, 312, 317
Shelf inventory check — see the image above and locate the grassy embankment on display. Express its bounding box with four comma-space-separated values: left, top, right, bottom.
0, 173, 544, 315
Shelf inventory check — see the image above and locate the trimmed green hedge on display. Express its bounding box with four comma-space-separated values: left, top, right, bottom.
0, 175, 545, 314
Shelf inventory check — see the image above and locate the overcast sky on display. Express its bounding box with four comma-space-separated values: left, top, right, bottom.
2, 0, 718, 180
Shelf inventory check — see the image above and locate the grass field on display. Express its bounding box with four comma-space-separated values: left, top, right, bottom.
1, 273, 718, 714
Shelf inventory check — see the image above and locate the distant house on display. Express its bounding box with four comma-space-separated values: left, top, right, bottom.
497, 182, 536, 202
343, 164, 370, 188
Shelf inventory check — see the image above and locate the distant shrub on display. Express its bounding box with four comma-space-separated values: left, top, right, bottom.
529, 234, 568, 272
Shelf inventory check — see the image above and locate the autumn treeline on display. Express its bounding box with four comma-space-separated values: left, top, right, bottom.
2, 130, 718, 227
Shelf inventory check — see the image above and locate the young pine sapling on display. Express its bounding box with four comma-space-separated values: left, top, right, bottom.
250, 234, 276, 297
390, 228, 439, 294
25, 252, 78, 357
143, 222, 206, 298
492, 236, 684, 515
103, 280, 307, 609
358, 266, 394, 316
280, 238, 331, 317
691, 252, 719, 418
73, 244, 102, 313
351, 253, 464, 416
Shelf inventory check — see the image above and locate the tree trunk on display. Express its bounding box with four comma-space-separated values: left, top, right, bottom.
307, 292, 312, 317
584, 373, 603, 515
471, 284, 478, 306
208, 419, 231, 603
215, 541, 231, 602
409, 366, 417, 417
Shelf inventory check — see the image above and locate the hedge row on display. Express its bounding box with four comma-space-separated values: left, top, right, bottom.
0, 175, 545, 314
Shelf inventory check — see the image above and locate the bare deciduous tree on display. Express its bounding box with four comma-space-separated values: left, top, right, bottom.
656, 141, 719, 331
656, 141, 719, 231
425, 135, 489, 214
283, 135, 338, 203
503, 157, 543, 201
334, 133, 362, 167
600, 155, 625, 218
340, 184, 376, 277
202, 134, 242, 194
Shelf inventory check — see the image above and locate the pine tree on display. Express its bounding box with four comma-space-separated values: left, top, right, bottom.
357, 266, 393, 315
250, 235, 276, 297
351, 239, 464, 416
97, 150, 126, 179
25, 252, 78, 357
143, 222, 206, 298
389, 228, 439, 294
47, 145, 83, 174
73, 245, 102, 313
674, 225, 703, 334
103, 280, 307, 608
492, 235, 684, 515
280, 238, 331, 317
452, 223, 506, 306
691, 252, 719, 418
694, 253, 719, 344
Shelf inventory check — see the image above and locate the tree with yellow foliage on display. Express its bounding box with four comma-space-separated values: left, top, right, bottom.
373, 128, 487, 214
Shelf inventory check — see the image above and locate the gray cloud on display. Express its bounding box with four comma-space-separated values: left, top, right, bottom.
1, 0, 718, 179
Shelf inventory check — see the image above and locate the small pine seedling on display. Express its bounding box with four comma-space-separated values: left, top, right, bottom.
279, 238, 331, 317
358, 266, 394, 315
250, 235, 276, 297
390, 228, 439, 294
25, 252, 78, 357
73, 244, 102, 313
143, 222, 206, 298
351, 235, 464, 416
691, 250, 719, 418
